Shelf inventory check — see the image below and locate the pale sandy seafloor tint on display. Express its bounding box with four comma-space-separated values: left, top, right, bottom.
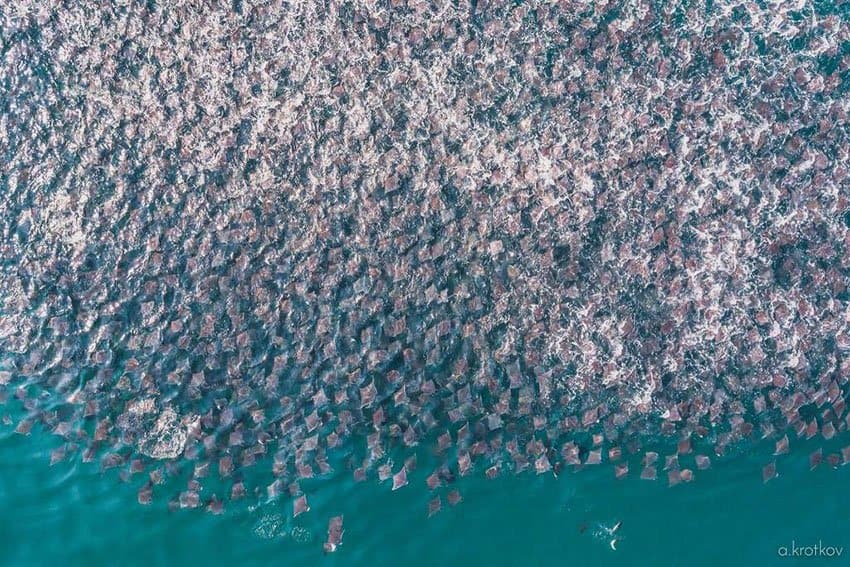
2, 0, 850, 565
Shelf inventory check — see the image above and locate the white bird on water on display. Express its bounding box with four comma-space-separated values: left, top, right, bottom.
604, 520, 622, 551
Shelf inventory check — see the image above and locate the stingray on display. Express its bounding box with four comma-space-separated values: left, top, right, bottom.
1, 0, 849, 556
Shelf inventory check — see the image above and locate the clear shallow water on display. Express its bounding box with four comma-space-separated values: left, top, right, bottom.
2, 416, 848, 567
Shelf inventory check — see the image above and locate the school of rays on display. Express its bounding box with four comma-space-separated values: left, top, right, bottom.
1, 0, 850, 553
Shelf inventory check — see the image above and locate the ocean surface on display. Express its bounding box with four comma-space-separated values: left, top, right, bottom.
3, 0, 850, 566
1, 408, 848, 566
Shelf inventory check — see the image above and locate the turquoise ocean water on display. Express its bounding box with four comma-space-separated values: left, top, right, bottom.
3, 1, 850, 566
1, 409, 848, 566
